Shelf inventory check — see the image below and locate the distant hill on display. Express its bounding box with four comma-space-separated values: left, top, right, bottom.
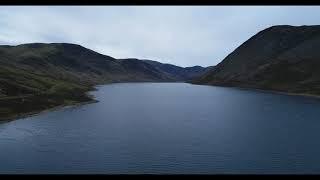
192, 25, 320, 96
142, 59, 207, 81
0, 43, 207, 120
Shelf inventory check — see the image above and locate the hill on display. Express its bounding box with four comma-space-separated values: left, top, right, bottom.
192, 25, 320, 96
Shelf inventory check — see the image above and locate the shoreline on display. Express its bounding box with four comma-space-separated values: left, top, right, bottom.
237, 87, 320, 99
0, 83, 103, 123
3, 82, 320, 124
0, 99, 98, 123
192, 82, 320, 100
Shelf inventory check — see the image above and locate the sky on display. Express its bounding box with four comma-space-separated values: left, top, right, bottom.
0, 6, 320, 67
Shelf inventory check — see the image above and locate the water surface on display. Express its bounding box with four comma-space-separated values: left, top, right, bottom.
1, 83, 320, 174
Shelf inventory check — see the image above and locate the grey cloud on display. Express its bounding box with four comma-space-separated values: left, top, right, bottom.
0, 6, 320, 67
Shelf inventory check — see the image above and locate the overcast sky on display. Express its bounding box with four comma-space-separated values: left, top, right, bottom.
0, 6, 319, 67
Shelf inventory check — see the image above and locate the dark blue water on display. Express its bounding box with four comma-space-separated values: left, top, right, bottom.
1, 83, 320, 174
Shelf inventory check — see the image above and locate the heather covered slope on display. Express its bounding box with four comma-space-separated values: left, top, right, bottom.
192, 25, 320, 95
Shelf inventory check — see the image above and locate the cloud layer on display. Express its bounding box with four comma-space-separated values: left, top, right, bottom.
0, 6, 320, 67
